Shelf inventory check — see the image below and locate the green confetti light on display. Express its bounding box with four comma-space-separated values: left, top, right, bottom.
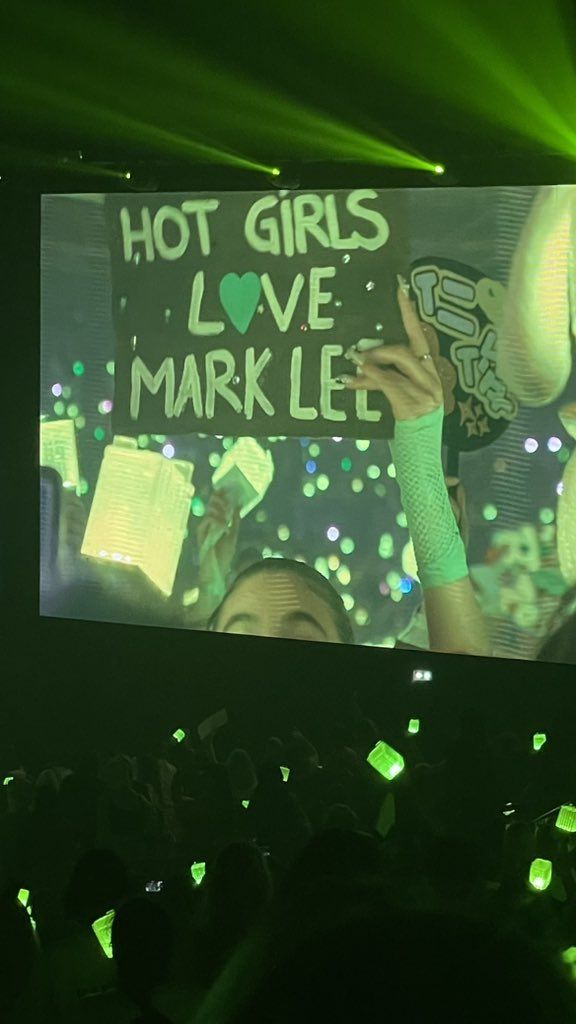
351, 478, 364, 493
355, 440, 370, 452
106, 361, 115, 376
529, 857, 552, 892
72, 361, 85, 376
367, 464, 381, 480
302, 482, 316, 497
337, 565, 351, 585
67, 404, 79, 419
280, 766, 290, 782
53, 401, 65, 416
387, 571, 402, 590
314, 556, 330, 579
94, 427, 106, 441
340, 537, 355, 555
483, 504, 498, 521
539, 508, 555, 525
17, 888, 30, 908
379, 534, 394, 559
341, 457, 352, 471
317, 474, 330, 491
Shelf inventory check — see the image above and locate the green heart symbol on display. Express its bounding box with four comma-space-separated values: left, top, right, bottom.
219, 273, 262, 335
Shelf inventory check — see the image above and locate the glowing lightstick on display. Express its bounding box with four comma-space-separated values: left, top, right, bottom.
191, 862, 206, 886
211, 437, 274, 518
40, 419, 80, 489
529, 858, 552, 891
18, 888, 30, 908
172, 728, 186, 743
81, 437, 194, 596
556, 804, 576, 833
407, 719, 420, 735
533, 733, 547, 752
367, 741, 405, 781
280, 766, 290, 782
92, 909, 115, 958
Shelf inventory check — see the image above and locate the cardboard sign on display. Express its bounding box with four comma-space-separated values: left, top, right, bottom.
106, 189, 410, 439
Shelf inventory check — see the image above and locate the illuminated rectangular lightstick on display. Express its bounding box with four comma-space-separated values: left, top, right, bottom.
17, 888, 30, 908
367, 741, 405, 781
3, 776, 14, 786
529, 858, 553, 891
407, 719, 420, 735
412, 669, 432, 682
280, 766, 290, 782
242, 800, 250, 809
556, 804, 576, 833
533, 732, 547, 752
40, 419, 80, 489
172, 728, 186, 743
92, 909, 115, 958
81, 437, 194, 597
191, 862, 206, 886
211, 437, 274, 518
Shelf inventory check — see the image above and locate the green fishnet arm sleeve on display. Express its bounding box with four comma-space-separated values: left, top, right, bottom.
389, 406, 468, 590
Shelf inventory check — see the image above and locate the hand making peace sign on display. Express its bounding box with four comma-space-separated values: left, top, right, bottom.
337, 276, 444, 422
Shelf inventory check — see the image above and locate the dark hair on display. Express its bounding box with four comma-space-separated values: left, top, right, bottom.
537, 585, 576, 664
208, 558, 355, 644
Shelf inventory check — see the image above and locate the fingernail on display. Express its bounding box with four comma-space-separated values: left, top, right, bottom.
397, 273, 411, 297
331, 375, 355, 385
344, 349, 364, 366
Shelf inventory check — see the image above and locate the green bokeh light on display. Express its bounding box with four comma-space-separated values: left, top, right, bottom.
72, 361, 85, 376
483, 504, 498, 521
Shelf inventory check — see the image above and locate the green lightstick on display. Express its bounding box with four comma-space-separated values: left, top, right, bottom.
3, 776, 14, 786
407, 719, 420, 735
556, 805, 576, 833
191, 862, 206, 886
367, 741, 405, 781
92, 909, 115, 958
172, 728, 186, 743
17, 888, 30, 908
280, 766, 290, 782
242, 799, 250, 809
533, 733, 547, 752
529, 858, 552, 892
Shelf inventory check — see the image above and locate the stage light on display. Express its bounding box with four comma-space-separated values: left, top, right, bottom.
271, 167, 281, 176
434, 164, 445, 175
124, 171, 131, 180
529, 858, 552, 892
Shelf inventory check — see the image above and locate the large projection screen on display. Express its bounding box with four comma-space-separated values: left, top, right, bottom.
40, 186, 576, 664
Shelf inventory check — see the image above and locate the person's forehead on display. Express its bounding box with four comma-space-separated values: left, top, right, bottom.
219, 570, 337, 627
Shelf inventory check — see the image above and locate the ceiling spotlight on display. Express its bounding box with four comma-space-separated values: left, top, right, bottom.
124, 171, 132, 180
271, 167, 281, 177
433, 164, 445, 175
